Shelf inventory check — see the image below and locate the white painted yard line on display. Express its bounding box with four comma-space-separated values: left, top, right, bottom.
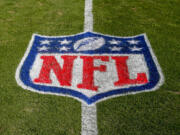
81, 103, 98, 135
82, 0, 98, 135
84, 0, 93, 32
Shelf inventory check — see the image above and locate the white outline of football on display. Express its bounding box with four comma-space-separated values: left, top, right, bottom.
74, 37, 105, 51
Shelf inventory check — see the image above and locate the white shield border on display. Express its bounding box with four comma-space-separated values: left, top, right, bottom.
15, 32, 164, 105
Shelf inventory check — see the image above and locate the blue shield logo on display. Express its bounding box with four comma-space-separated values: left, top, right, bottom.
16, 32, 164, 105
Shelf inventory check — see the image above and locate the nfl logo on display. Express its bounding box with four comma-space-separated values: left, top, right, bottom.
16, 32, 164, 105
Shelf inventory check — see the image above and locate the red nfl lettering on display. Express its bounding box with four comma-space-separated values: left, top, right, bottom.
34, 55, 148, 91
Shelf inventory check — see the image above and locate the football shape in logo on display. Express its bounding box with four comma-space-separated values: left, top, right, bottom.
16, 32, 164, 105
74, 37, 105, 51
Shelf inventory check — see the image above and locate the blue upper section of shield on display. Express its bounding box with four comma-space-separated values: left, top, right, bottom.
33, 32, 146, 54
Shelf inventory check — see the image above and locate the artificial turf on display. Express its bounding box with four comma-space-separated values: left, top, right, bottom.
0, 0, 179, 134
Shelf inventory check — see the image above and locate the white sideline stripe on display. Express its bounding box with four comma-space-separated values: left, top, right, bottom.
84, 0, 93, 32
82, 0, 98, 135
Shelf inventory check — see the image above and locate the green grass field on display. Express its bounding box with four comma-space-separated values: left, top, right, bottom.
0, 0, 179, 134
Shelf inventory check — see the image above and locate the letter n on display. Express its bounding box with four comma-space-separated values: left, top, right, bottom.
34, 55, 77, 86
